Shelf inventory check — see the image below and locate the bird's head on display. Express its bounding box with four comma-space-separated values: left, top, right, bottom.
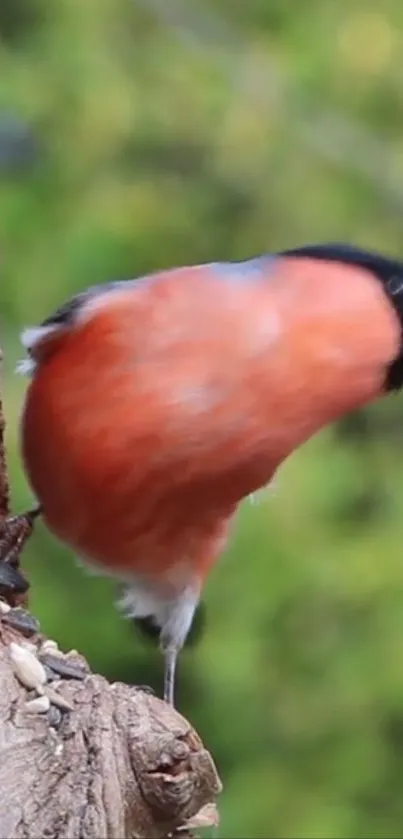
280, 242, 403, 391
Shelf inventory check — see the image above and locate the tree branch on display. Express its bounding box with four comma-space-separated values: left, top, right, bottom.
0, 345, 10, 517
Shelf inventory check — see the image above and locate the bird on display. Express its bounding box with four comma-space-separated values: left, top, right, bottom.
18, 242, 403, 706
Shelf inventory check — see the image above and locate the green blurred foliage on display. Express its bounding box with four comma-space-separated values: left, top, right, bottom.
2, 0, 403, 836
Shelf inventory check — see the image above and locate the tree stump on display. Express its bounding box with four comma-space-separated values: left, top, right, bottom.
0, 609, 222, 838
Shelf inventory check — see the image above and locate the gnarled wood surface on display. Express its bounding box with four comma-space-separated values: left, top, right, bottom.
0, 612, 221, 838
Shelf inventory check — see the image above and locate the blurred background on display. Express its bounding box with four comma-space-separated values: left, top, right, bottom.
2, 0, 403, 836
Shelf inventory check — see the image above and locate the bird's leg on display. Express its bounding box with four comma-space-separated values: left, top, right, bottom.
159, 586, 200, 707
162, 644, 178, 706
118, 580, 199, 707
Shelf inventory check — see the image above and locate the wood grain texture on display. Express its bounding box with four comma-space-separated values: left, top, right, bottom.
0, 614, 221, 838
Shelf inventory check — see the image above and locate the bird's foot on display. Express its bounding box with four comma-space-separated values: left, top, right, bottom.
0, 505, 41, 606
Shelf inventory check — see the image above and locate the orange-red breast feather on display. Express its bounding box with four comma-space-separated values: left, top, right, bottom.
20, 252, 401, 584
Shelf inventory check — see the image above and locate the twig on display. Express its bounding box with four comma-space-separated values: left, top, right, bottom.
0, 347, 10, 517
0, 344, 41, 606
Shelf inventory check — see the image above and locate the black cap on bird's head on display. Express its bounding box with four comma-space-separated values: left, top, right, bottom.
279, 242, 403, 392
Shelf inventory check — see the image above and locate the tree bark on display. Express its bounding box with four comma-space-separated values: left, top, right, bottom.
0, 613, 222, 838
